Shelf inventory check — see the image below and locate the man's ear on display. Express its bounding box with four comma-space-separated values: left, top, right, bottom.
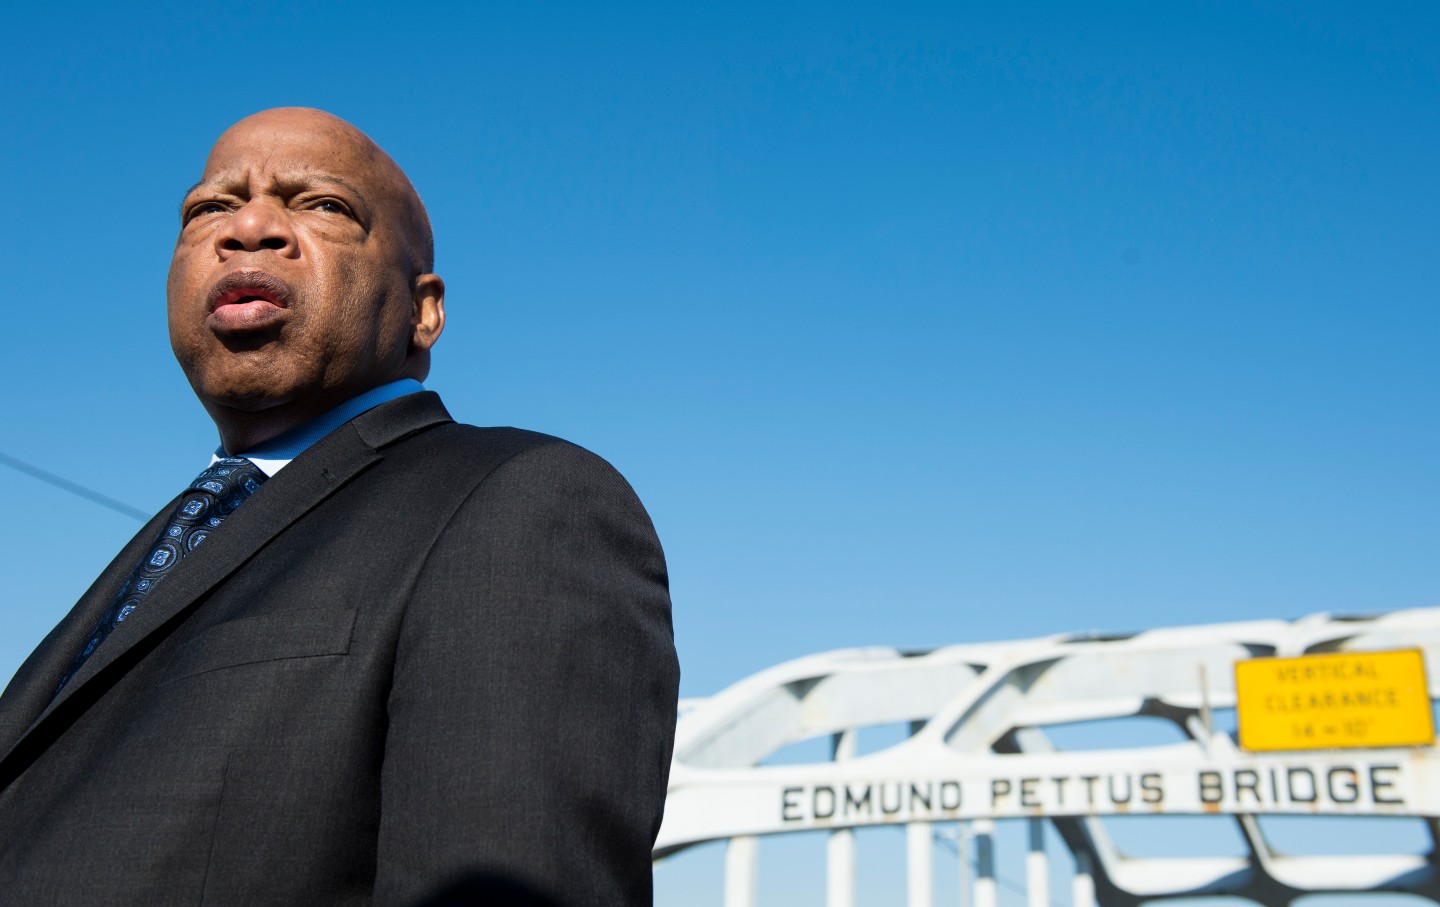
411, 273, 446, 352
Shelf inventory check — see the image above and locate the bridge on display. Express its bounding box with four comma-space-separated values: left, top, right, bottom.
655, 608, 1440, 905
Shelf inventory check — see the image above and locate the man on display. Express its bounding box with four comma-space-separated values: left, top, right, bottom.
0, 108, 679, 906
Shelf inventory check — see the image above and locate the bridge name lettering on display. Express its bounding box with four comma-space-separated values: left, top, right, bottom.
778, 761, 1406, 824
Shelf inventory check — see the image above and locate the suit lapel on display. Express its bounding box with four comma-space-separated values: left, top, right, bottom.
0, 503, 177, 758
0, 392, 453, 771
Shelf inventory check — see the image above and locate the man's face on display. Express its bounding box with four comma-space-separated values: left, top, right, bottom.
168, 109, 436, 422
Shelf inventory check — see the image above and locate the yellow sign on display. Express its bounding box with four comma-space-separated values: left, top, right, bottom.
1235, 649, 1434, 751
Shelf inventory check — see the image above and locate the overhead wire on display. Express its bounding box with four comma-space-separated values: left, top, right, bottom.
0, 450, 149, 522
930, 825, 1071, 907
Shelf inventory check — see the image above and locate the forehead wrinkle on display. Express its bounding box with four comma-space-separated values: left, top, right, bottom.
182, 167, 370, 202
276, 171, 369, 201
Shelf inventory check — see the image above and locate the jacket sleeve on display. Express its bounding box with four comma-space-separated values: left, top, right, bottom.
373, 441, 679, 907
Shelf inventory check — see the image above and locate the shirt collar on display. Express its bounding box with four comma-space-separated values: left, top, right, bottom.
209, 379, 424, 477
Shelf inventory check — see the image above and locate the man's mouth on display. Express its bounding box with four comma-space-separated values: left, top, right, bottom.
215, 287, 282, 308
206, 271, 292, 333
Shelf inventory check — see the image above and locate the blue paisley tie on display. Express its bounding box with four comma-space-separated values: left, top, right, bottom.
54, 457, 268, 695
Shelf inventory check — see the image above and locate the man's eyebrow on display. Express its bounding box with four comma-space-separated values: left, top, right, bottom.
176, 172, 369, 220
290, 172, 368, 199
180, 173, 367, 200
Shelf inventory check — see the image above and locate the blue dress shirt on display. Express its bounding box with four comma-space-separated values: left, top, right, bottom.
208, 379, 424, 477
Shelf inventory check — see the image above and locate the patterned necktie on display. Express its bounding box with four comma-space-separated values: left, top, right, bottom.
54, 457, 268, 695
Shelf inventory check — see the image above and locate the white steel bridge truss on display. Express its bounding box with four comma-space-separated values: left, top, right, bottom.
655, 608, 1440, 906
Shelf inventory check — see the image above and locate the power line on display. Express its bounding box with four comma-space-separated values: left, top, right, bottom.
0, 450, 149, 522
931, 826, 1070, 907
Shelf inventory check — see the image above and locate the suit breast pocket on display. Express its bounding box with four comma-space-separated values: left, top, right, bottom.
161, 606, 358, 684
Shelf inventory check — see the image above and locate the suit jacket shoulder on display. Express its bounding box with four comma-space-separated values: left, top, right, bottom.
0, 391, 678, 907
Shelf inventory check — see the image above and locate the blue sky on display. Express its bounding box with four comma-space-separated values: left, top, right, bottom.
2, 2, 1437, 903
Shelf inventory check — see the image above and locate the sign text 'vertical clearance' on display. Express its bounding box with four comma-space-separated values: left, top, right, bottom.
1235, 649, 1434, 751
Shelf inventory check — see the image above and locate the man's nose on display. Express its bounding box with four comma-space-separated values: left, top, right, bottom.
216, 199, 297, 257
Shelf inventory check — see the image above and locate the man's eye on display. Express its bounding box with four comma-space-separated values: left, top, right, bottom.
311, 199, 350, 215
186, 201, 228, 221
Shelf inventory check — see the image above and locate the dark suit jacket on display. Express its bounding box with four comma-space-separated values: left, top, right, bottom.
0, 392, 679, 906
